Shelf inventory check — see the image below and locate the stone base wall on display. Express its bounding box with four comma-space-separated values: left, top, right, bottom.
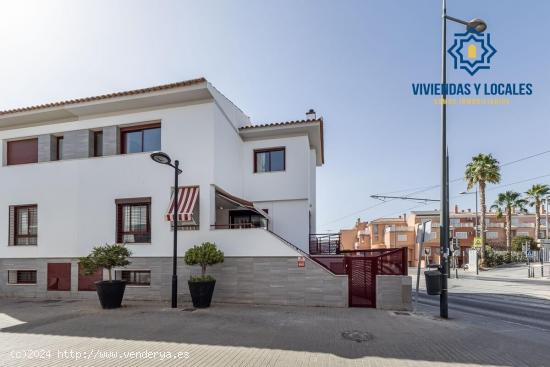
0, 257, 348, 307
375, 275, 412, 311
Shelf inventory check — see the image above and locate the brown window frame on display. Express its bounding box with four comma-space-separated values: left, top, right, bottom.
120, 123, 161, 154
253, 147, 286, 173
55, 136, 64, 161
6, 138, 38, 166
8, 270, 37, 284
12, 205, 38, 246
115, 270, 151, 286
116, 198, 151, 244
93, 131, 103, 157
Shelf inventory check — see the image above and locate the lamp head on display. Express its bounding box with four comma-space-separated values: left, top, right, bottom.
467, 18, 487, 33
150, 152, 171, 165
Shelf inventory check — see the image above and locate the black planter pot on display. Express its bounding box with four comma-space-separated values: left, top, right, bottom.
188, 279, 216, 308
95, 280, 126, 309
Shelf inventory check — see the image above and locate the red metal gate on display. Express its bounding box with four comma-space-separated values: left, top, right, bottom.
311, 247, 407, 308
345, 248, 408, 308
346, 256, 377, 307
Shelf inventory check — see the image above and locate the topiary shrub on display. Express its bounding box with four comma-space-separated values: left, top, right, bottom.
511, 235, 536, 252
79, 244, 131, 281
184, 242, 224, 282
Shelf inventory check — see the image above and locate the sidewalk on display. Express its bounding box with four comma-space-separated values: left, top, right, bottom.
1, 298, 549, 366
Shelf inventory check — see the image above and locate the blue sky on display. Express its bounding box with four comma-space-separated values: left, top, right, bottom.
1, 0, 549, 232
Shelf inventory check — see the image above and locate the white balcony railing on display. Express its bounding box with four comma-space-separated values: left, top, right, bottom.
386, 226, 415, 232
450, 222, 474, 228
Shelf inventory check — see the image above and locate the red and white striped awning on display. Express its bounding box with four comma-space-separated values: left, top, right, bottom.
166, 186, 199, 222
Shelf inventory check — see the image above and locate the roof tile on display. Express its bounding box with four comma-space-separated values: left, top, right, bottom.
239, 118, 322, 130
0, 77, 207, 116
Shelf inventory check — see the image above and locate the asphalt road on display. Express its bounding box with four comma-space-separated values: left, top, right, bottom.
413, 265, 550, 332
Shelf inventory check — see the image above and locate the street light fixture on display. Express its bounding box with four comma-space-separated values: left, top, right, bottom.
459, 189, 479, 236
445, 16, 488, 33
151, 151, 172, 165
150, 151, 182, 308
439, 0, 486, 319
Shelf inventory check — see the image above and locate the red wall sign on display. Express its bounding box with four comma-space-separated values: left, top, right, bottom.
298, 256, 305, 267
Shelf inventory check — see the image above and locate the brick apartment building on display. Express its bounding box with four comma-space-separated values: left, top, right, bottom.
341, 205, 548, 266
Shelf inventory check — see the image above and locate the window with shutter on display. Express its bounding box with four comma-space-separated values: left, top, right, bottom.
9, 205, 37, 246
115, 270, 151, 285
8, 270, 37, 284
7, 138, 38, 165
115, 198, 151, 243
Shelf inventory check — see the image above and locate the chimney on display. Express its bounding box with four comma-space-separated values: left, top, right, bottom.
454, 204, 459, 214
403, 213, 407, 221
306, 109, 316, 120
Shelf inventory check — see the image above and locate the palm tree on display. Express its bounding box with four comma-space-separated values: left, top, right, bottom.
525, 184, 550, 243
465, 153, 501, 266
491, 191, 527, 257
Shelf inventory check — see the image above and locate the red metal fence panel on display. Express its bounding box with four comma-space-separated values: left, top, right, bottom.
311, 256, 347, 275
312, 247, 408, 308
378, 248, 408, 276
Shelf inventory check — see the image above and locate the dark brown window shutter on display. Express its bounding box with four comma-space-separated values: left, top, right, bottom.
116, 204, 123, 243
8, 206, 14, 246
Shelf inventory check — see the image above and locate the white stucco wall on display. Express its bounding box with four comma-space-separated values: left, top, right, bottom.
0, 100, 318, 258
212, 104, 244, 197
309, 149, 317, 234
253, 199, 310, 252
242, 135, 310, 202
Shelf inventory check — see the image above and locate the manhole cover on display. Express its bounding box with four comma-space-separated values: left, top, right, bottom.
341, 330, 372, 343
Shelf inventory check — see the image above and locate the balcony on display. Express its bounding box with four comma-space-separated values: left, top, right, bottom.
309, 233, 341, 255
212, 187, 269, 230
512, 223, 535, 228
386, 226, 415, 232
450, 222, 474, 228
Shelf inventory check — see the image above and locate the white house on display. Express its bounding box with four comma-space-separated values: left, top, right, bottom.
0, 78, 347, 306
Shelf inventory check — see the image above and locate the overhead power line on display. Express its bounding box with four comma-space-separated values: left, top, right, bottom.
382, 172, 550, 219
319, 148, 550, 227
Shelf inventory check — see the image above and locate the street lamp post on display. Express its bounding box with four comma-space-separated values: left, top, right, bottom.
546, 197, 549, 240
151, 152, 183, 308
440, 0, 487, 319
460, 188, 479, 235
460, 188, 479, 275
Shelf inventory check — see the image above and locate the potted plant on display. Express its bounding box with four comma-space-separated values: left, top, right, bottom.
184, 242, 224, 308
79, 244, 132, 309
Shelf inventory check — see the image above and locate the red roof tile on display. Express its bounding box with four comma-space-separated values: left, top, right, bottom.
0, 77, 207, 116
239, 118, 322, 130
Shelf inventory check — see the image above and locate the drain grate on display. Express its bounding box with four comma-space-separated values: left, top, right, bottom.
341, 330, 373, 343
182, 308, 196, 312
393, 311, 411, 316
